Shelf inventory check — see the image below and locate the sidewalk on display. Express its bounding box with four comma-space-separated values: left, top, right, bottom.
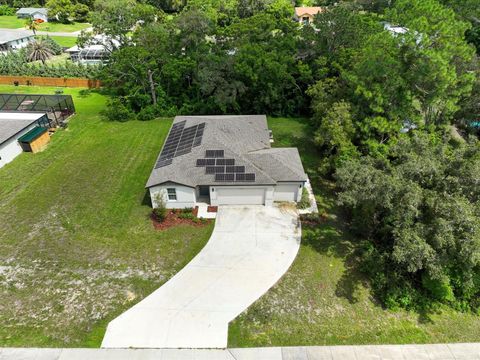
1, 343, 479, 359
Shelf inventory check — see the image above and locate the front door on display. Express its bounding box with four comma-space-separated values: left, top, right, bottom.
199, 185, 210, 197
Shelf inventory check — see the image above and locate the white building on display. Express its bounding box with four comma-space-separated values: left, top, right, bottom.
16, 8, 49, 22
0, 112, 49, 168
0, 31, 35, 53
146, 115, 307, 208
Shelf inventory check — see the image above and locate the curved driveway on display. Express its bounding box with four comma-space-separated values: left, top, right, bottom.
101, 205, 301, 349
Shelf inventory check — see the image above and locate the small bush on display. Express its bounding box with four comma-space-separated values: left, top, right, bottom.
178, 212, 194, 220
299, 213, 322, 225
0, 5, 15, 15
152, 193, 167, 222
137, 105, 160, 121
297, 186, 310, 209
101, 98, 136, 122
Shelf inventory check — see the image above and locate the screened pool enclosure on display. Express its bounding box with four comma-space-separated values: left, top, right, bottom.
0, 94, 75, 127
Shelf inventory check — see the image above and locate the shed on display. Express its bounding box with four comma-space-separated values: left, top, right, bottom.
18, 126, 50, 153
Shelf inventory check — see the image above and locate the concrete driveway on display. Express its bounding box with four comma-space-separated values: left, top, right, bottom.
101, 205, 301, 349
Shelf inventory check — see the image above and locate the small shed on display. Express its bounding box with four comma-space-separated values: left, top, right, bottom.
18, 126, 50, 153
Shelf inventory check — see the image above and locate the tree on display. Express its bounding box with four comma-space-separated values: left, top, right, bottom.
25, 39, 54, 64
46, 0, 73, 23
387, 0, 476, 126
89, 0, 158, 48
336, 133, 480, 310
72, 3, 90, 22
24, 18, 39, 35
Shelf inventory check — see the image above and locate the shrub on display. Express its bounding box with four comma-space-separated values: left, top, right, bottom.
0, 5, 15, 15
152, 193, 167, 222
178, 212, 194, 220
73, 3, 89, 22
297, 187, 310, 209
101, 98, 136, 122
137, 105, 160, 121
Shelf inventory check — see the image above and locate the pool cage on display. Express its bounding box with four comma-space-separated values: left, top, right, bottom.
70, 47, 109, 65
0, 94, 75, 127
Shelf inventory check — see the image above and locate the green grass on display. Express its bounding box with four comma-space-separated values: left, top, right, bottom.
38, 21, 90, 33
228, 117, 480, 347
37, 35, 77, 48
0, 85, 213, 347
0, 15, 26, 28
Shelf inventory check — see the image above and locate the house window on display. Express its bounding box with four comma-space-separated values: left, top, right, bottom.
167, 188, 177, 201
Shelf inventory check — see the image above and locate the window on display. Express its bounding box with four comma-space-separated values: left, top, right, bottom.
167, 188, 177, 201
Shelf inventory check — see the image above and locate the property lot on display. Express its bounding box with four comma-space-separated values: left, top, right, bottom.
228, 117, 480, 346
0, 16, 25, 28
0, 86, 213, 347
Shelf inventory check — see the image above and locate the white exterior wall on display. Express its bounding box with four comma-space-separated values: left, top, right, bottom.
210, 186, 274, 206
0, 123, 37, 169
273, 182, 304, 202
32, 13, 48, 22
149, 182, 196, 209
6, 36, 34, 51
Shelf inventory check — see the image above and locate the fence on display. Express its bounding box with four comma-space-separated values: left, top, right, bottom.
0, 76, 102, 88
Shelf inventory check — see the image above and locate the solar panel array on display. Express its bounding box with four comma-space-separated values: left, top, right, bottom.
196, 150, 255, 182
155, 121, 205, 168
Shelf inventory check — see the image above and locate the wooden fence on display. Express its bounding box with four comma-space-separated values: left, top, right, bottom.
0, 76, 102, 88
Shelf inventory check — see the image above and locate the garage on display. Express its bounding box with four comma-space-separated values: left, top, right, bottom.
274, 183, 300, 202
215, 187, 265, 205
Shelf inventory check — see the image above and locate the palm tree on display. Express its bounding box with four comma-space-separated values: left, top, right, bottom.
26, 40, 54, 65
25, 17, 39, 36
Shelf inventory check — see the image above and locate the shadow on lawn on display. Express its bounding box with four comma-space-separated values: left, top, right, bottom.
302, 179, 369, 305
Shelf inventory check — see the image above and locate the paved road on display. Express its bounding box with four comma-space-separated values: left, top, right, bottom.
101, 205, 301, 349
2, 344, 480, 359
0, 27, 92, 37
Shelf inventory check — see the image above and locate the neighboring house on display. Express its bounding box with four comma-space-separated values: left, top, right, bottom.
146, 115, 308, 208
0, 30, 34, 53
0, 112, 50, 168
16, 7, 49, 22
65, 45, 109, 65
294, 7, 324, 25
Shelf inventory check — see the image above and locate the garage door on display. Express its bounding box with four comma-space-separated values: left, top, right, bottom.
274, 184, 299, 202
215, 187, 265, 205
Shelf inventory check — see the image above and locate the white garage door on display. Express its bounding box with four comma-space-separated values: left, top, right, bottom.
274, 184, 299, 202
215, 187, 265, 205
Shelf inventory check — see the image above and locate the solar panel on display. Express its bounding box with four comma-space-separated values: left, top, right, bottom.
196, 159, 207, 166
235, 173, 245, 181
206, 150, 224, 158
215, 173, 234, 182
214, 166, 225, 173
206, 166, 216, 174
245, 173, 256, 181
235, 166, 245, 173
226, 166, 235, 173
206, 159, 216, 166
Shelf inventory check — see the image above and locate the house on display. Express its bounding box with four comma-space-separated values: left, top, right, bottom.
0, 112, 50, 168
294, 7, 324, 25
0, 30, 34, 53
146, 115, 307, 208
16, 7, 49, 22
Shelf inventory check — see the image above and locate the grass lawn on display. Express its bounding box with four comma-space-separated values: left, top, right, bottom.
0, 15, 25, 28
228, 117, 480, 347
37, 35, 77, 48
38, 21, 90, 33
0, 85, 213, 347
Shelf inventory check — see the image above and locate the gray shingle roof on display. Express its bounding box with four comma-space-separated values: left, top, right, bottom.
16, 8, 48, 15
146, 115, 307, 188
0, 30, 34, 45
0, 113, 45, 145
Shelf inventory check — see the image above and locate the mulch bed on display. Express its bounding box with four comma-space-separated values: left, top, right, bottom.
207, 206, 218, 213
151, 207, 210, 230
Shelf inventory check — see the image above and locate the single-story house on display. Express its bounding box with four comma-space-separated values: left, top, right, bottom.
16, 7, 49, 22
146, 115, 307, 208
294, 7, 324, 25
0, 112, 50, 168
0, 30, 34, 53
